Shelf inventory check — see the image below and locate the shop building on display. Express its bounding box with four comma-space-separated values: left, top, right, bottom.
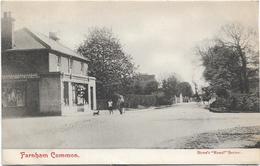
2, 12, 96, 117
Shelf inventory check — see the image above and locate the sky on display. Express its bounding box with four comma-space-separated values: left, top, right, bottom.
2, 1, 259, 88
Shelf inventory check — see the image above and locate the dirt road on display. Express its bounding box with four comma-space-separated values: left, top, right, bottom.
3, 102, 260, 148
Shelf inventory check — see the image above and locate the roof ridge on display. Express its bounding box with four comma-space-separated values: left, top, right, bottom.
15, 27, 89, 62
29, 28, 79, 55
47, 33, 79, 56
22, 27, 51, 49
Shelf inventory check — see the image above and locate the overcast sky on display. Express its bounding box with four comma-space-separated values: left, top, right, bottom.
2, 1, 258, 88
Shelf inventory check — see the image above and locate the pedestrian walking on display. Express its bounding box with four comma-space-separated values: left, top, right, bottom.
117, 95, 125, 115
108, 99, 113, 114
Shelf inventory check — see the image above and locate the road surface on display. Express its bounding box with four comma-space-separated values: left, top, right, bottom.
3, 102, 260, 148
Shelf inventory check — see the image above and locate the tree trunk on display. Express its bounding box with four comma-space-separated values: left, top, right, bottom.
239, 72, 244, 93
238, 46, 249, 93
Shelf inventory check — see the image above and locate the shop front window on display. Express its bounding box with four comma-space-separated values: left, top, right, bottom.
71, 83, 88, 106
2, 82, 26, 107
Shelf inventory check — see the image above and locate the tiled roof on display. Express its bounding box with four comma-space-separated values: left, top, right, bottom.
12, 28, 88, 61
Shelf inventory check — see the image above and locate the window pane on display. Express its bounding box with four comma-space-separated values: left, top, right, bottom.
71, 83, 88, 106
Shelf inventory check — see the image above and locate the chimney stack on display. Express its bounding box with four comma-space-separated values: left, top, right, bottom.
49, 32, 59, 41
1, 11, 15, 50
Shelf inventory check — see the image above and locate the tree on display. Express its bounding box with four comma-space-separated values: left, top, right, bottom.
133, 84, 143, 94
201, 86, 213, 101
199, 44, 241, 96
77, 27, 137, 99
192, 81, 200, 101
217, 23, 258, 93
144, 81, 159, 95
161, 74, 179, 98
197, 22, 258, 95
177, 82, 193, 97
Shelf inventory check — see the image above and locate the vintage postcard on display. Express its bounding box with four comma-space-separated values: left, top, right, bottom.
1, 0, 259, 165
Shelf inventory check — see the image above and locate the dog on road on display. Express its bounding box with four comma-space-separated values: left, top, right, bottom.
93, 110, 100, 116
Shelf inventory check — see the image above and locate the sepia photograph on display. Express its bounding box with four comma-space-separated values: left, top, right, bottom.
1, 0, 259, 153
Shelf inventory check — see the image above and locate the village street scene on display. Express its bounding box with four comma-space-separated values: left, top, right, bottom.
2, 1, 260, 149
3, 102, 260, 148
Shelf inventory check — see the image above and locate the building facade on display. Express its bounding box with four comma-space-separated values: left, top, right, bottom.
2, 12, 97, 117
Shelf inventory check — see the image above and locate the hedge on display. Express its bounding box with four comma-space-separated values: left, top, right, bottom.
124, 94, 157, 108
210, 93, 259, 112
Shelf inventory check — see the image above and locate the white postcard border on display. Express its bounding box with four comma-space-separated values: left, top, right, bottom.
3, 149, 260, 165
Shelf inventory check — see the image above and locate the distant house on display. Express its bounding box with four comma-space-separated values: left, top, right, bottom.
1, 12, 97, 117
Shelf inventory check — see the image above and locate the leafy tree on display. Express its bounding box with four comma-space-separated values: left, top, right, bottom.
201, 86, 213, 101
77, 27, 137, 99
217, 23, 258, 93
192, 81, 200, 101
143, 81, 159, 95
199, 44, 241, 96
161, 74, 179, 98
177, 82, 193, 97
133, 84, 143, 94
197, 22, 258, 95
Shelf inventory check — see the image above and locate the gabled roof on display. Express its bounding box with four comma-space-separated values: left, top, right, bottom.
9, 28, 89, 62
